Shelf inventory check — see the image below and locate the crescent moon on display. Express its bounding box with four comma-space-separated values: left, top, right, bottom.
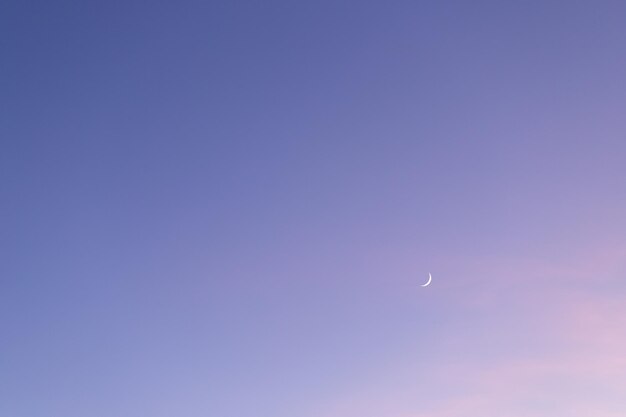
421, 273, 432, 287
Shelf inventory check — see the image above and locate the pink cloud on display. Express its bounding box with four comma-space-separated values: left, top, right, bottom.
314, 244, 626, 417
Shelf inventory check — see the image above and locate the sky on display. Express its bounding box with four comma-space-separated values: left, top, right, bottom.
2, 1, 626, 416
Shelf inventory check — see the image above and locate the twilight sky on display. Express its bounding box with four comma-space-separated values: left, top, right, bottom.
2, 1, 626, 416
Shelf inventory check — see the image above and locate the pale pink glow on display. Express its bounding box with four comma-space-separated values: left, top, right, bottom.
315, 245, 626, 417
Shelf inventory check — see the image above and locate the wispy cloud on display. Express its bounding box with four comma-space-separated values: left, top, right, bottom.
316, 244, 626, 417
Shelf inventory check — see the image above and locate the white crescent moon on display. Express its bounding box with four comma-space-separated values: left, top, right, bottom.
421, 273, 432, 287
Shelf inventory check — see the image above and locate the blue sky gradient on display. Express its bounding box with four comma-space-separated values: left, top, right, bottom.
3, 1, 626, 416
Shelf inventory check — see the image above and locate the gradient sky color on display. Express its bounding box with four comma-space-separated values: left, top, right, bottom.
2, 1, 626, 416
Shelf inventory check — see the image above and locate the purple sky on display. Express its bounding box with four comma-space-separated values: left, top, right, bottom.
2, 1, 626, 416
